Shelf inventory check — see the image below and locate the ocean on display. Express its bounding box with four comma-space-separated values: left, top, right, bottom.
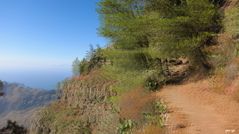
0, 69, 72, 90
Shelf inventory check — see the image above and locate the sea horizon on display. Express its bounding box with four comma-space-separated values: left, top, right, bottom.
0, 68, 72, 90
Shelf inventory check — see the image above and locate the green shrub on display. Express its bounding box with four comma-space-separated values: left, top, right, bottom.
118, 119, 135, 134
142, 100, 168, 128
224, 3, 239, 37
79, 59, 90, 75
145, 77, 159, 91
101, 65, 148, 94
154, 101, 167, 115
75, 46, 106, 75
144, 73, 165, 91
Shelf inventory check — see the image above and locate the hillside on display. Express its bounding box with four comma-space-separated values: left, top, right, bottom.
30, 0, 239, 134
0, 82, 57, 128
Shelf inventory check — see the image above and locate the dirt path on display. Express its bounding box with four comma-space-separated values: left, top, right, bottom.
156, 80, 239, 134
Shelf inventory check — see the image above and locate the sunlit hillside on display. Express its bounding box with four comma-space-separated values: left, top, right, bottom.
1, 0, 239, 134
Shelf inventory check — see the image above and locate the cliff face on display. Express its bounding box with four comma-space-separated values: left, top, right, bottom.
30, 72, 119, 134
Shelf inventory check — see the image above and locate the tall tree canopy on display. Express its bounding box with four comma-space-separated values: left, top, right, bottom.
98, 0, 221, 66
72, 57, 81, 76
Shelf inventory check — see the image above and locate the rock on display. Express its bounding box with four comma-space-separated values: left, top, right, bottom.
175, 123, 186, 129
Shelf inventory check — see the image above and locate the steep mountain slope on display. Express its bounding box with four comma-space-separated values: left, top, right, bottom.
30, 0, 239, 134
30, 72, 119, 134
0, 82, 57, 128
0, 108, 40, 129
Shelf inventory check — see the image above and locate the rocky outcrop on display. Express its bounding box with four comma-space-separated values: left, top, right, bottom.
166, 58, 190, 83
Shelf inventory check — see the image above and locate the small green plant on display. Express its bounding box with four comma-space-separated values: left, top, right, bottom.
72, 45, 106, 76
154, 101, 167, 115
145, 77, 159, 91
143, 100, 168, 128
145, 73, 165, 91
118, 119, 135, 134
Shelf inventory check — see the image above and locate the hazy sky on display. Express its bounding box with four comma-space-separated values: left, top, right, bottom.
0, 0, 107, 71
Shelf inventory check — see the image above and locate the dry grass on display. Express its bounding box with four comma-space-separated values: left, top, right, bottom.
210, 58, 239, 96
223, 0, 239, 38
119, 87, 155, 120
136, 125, 163, 134
209, 70, 226, 94
118, 87, 166, 134
208, 0, 239, 101
233, 90, 239, 102
203, 34, 236, 68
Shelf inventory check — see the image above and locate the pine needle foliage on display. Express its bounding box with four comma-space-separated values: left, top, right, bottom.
98, 0, 222, 63
97, 0, 223, 92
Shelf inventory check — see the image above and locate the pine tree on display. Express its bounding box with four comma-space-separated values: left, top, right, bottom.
98, 0, 148, 49
98, 0, 221, 68
97, 0, 223, 91
72, 57, 81, 76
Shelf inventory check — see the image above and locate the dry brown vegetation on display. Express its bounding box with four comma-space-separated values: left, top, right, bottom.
119, 88, 155, 120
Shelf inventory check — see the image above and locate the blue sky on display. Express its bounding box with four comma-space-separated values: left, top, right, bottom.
0, 0, 107, 71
